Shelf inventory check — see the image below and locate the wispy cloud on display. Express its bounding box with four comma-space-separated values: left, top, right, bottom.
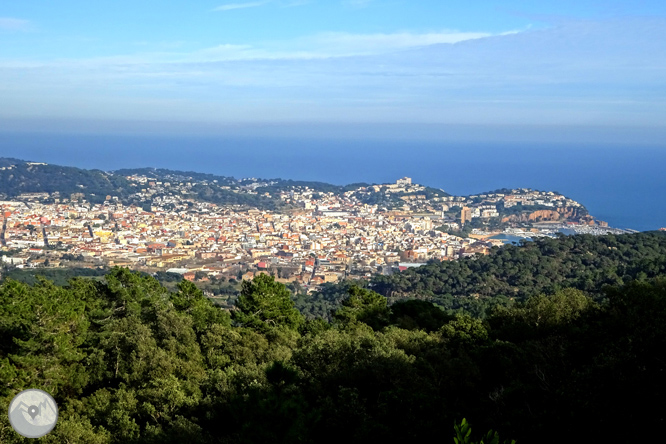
300, 30, 505, 55
0, 17, 32, 31
183, 29, 510, 61
213, 0, 308, 12
3, 19, 663, 128
213, 1, 270, 12
66, 29, 509, 65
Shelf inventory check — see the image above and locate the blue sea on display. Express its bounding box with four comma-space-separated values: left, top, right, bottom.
1, 132, 664, 231
490, 234, 533, 245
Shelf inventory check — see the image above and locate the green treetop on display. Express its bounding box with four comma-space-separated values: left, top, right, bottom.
233, 274, 304, 332
334, 285, 390, 330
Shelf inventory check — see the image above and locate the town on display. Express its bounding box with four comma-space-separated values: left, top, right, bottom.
0, 173, 630, 292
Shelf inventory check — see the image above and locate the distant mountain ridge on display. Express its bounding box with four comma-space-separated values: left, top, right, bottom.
0, 158, 27, 168
0, 157, 370, 199
0, 157, 440, 207
0, 158, 130, 204
0, 157, 579, 217
0, 156, 562, 198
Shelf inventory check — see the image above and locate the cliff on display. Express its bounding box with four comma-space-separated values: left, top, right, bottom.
502, 206, 584, 223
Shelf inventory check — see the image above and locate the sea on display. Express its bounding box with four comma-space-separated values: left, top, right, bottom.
1, 132, 664, 232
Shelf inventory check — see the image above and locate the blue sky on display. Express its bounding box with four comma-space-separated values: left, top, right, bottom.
1, 1, 665, 139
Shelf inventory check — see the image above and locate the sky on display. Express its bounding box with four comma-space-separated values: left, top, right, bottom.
1, 1, 666, 141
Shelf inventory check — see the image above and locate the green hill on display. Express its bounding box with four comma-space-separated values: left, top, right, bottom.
296, 231, 666, 319
0, 159, 130, 203
371, 231, 666, 310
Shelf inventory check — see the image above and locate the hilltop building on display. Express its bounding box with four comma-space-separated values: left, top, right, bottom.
460, 206, 472, 225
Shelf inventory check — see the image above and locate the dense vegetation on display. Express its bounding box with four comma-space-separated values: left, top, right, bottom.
2, 233, 666, 442
0, 158, 25, 168
0, 266, 108, 286
296, 231, 666, 319
370, 231, 666, 314
188, 183, 288, 211
0, 161, 130, 203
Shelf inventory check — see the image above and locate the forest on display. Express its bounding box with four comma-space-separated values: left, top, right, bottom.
1, 232, 666, 442
296, 231, 666, 319
0, 161, 131, 203
372, 231, 666, 310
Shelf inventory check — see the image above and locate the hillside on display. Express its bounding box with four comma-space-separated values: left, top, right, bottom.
0, 158, 582, 219
114, 167, 238, 186
374, 231, 666, 299
0, 160, 130, 203
299, 231, 666, 318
